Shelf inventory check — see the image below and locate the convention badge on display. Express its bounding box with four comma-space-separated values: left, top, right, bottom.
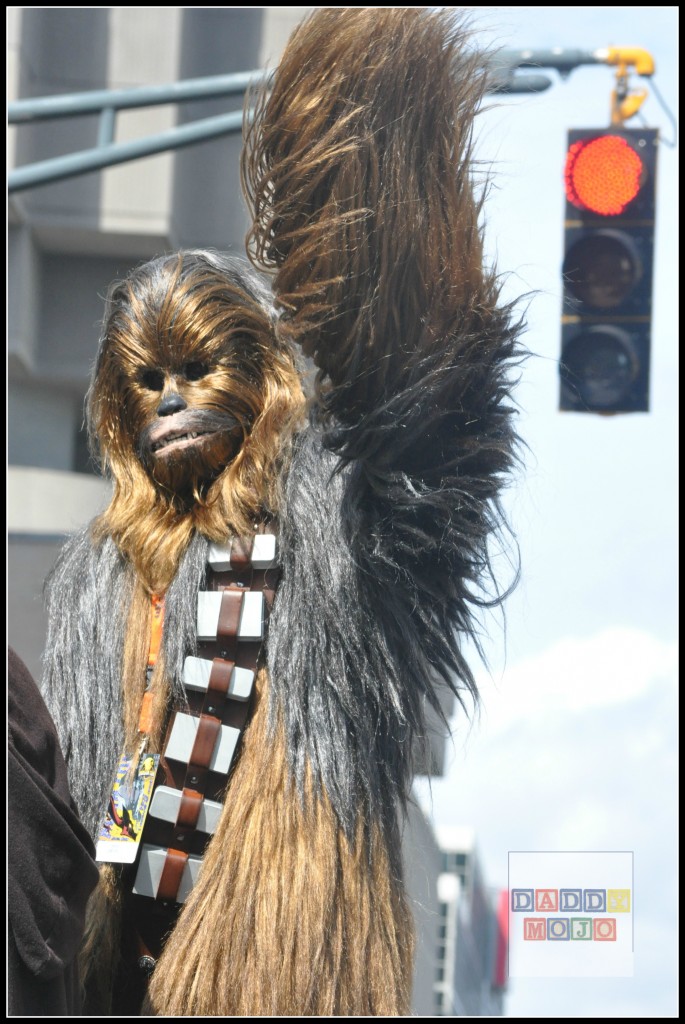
95, 752, 160, 864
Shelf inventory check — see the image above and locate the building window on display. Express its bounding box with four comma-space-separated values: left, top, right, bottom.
443, 850, 470, 874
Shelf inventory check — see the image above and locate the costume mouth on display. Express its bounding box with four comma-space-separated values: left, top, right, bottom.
151, 428, 215, 455
142, 411, 241, 461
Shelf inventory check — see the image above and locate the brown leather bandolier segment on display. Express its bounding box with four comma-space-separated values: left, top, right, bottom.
156, 847, 189, 903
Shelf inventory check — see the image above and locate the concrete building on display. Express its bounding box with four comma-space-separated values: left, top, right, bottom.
8, 8, 504, 1013
434, 826, 509, 1016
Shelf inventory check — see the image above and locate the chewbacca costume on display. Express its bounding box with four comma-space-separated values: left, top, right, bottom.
40, 8, 524, 1016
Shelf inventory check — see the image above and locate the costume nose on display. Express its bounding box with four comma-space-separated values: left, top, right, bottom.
157, 392, 187, 417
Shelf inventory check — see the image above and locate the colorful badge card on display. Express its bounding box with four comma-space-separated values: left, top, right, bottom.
96, 753, 160, 864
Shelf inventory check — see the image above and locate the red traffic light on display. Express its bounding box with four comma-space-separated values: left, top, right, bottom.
560, 127, 658, 414
564, 135, 644, 216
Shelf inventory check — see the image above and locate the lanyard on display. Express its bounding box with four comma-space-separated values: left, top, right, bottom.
138, 593, 165, 737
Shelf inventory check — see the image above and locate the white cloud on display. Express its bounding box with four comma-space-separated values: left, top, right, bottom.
473, 627, 678, 737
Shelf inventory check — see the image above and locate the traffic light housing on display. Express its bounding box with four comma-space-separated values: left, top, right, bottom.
560, 127, 658, 413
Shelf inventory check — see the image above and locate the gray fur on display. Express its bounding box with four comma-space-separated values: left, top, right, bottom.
41, 529, 210, 842
41, 531, 131, 840
161, 531, 210, 705
269, 431, 409, 844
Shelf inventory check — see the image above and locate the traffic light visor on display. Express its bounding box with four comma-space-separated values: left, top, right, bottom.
565, 135, 644, 215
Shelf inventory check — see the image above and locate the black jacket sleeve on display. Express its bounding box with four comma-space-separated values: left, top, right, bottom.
8, 646, 100, 1017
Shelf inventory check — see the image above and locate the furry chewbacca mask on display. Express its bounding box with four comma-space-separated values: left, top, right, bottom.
88, 250, 303, 593
41, 7, 525, 1018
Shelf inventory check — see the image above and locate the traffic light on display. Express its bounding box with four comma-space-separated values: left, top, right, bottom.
560, 127, 658, 413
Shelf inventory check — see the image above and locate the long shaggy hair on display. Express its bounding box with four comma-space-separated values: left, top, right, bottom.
243, 7, 513, 421
88, 249, 304, 593
42, 7, 527, 1018
146, 667, 415, 1016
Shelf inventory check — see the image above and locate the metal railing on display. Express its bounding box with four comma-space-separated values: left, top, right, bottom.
8, 70, 271, 193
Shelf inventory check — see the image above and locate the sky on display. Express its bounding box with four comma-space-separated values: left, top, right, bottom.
413, 6, 678, 1017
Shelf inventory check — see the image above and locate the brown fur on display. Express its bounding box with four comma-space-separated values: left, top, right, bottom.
79, 867, 123, 1015
145, 669, 414, 1017
243, 7, 494, 416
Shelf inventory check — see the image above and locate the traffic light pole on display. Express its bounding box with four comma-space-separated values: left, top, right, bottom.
8, 47, 655, 193
494, 46, 656, 127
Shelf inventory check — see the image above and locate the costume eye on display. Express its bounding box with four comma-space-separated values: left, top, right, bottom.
140, 369, 165, 391
183, 361, 209, 382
